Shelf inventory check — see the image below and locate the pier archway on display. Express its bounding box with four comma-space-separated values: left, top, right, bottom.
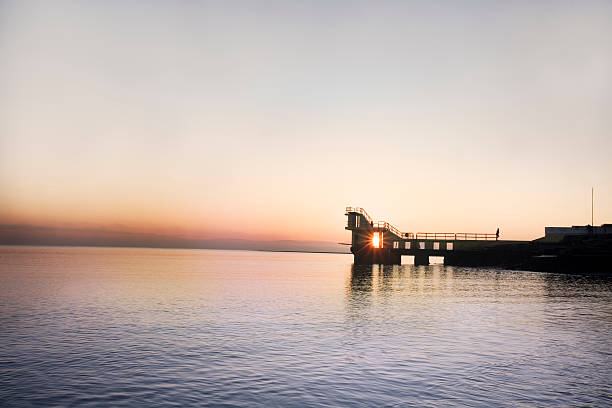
401, 255, 414, 265
429, 256, 444, 265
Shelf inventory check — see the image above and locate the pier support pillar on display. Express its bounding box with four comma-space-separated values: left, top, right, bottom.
414, 254, 430, 266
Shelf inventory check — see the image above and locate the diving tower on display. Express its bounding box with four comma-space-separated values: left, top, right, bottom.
345, 207, 523, 265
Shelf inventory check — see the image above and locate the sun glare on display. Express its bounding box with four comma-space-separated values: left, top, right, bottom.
372, 232, 380, 248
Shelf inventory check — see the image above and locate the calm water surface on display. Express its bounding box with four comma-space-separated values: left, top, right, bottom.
1, 246, 611, 407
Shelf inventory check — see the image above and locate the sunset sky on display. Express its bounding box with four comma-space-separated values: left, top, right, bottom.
1, 0, 611, 246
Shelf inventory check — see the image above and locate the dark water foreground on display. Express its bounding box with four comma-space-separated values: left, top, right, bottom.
1, 246, 611, 407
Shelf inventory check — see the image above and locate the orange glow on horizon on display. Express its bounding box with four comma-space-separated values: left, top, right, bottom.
1, 1, 611, 247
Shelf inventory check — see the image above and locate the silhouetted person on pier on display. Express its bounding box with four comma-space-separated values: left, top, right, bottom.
496, 228, 499, 241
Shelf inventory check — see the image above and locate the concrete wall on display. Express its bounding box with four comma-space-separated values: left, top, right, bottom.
347, 210, 528, 265
385, 238, 521, 252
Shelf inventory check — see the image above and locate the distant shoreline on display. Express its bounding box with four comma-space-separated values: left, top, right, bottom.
0, 244, 351, 255
254, 249, 349, 254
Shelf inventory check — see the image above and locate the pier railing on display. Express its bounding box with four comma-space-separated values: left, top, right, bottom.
373, 221, 404, 238
414, 232, 497, 241
345, 207, 372, 224
346, 207, 497, 241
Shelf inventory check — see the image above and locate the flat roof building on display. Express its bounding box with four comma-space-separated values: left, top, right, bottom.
545, 224, 612, 237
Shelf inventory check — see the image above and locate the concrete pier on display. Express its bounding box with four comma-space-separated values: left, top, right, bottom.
345, 206, 612, 275
346, 207, 523, 266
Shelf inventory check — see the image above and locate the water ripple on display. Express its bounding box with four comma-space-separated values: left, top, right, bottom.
1, 247, 611, 407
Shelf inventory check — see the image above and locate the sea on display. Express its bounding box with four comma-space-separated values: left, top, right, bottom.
1, 246, 611, 407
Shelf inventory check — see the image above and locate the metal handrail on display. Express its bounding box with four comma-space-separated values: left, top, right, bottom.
346, 207, 405, 237
345, 207, 372, 224
373, 221, 403, 238
414, 232, 497, 241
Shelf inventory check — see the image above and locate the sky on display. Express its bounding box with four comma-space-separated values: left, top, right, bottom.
1, 0, 611, 246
